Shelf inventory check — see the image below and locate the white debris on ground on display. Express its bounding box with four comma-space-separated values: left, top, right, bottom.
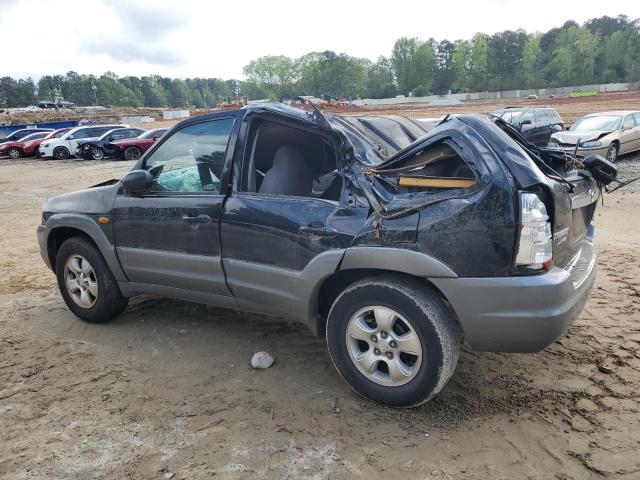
251, 351, 274, 369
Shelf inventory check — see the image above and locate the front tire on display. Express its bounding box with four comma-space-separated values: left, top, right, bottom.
90, 147, 105, 160
53, 146, 70, 160
7, 147, 21, 159
607, 143, 619, 163
55, 236, 128, 323
326, 274, 459, 407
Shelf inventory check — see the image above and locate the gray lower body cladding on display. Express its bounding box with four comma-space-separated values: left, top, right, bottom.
431, 234, 597, 353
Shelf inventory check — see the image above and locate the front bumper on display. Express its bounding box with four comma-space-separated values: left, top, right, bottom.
431, 233, 597, 353
37, 224, 52, 270
38, 145, 53, 158
555, 145, 609, 158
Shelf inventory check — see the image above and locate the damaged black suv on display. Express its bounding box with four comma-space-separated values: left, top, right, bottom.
38, 103, 604, 407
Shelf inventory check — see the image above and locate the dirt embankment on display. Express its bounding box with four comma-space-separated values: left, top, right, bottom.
349, 90, 640, 125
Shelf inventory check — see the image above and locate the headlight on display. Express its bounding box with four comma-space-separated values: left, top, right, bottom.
42, 143, 49, 148
579, 140, 602, 148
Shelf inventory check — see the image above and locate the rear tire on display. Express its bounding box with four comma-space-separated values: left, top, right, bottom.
123, 146, 141, 161
55, 236, 128, 323
607, 143, 619, 163
53, 146, 70, 160
326, 274, 459, 407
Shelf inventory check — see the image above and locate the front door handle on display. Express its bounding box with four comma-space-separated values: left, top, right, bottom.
299, 223, 338, 238
182, 214, 212, 224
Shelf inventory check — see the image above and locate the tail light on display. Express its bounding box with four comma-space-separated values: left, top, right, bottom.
515, 192, 553, 272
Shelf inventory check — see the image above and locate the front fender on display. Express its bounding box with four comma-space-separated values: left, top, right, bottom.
40, 213, 127, 282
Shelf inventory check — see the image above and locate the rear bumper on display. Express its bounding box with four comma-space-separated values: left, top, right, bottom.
431, 232, 596, 353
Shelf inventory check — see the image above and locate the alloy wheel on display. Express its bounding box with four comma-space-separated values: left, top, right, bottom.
64, 254, 98, 308
345, 306, 422, 386
607, 144, 618, 163
91, 148, 104, 160
8, 148, 20, 159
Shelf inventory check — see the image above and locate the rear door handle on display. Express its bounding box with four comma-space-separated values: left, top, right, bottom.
182, 214, 212, 224
299, 223, 338, 238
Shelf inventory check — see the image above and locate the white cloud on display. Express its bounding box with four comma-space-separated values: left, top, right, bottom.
1, 0, 639, 80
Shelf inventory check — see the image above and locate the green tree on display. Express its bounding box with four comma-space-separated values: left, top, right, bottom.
243, 55, 296, 98
391, 37, 419, 95
96, 74, 143, 107
452, 40, 472, 92
470, 34, 490, 91
603, 30, 628, 83
366, 56, 397, 99
521, 34, 541, 89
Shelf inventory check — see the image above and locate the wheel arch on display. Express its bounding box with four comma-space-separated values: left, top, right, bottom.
53, 145, 70, 157
311, 249, 460, 338
44, 215, 127, 282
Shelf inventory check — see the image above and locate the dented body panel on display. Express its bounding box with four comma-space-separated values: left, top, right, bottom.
38, 103, 599, 353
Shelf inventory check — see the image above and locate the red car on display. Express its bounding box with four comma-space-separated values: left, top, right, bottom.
0, 131, 53, 158
106, 128, 168, 160
21, 128, 73, 158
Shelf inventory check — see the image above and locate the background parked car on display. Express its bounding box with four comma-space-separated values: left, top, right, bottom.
37, 100, 75, 109
0, 128, 54, 145
549, 111, 640, 162
39, 124, 129, 160
491, 107, 564, 147
24, 128, 73, 157
37, 101, 58, 109
107, 128, 168, 160
75, 128, 145, 160
0, 131, 51, 158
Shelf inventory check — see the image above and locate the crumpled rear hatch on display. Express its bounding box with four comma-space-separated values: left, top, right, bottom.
548, 175, 598, 268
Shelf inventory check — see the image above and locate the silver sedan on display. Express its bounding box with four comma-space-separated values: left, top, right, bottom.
549, 110, 640, 162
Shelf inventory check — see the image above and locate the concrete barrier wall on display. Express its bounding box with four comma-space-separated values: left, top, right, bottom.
120, 116, 155, 125
162, 110, 190, 120
361, 82, 640, 106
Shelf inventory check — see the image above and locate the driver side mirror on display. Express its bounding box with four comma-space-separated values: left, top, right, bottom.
520, 119, 532, 126
152, 136, 159, 141
122, 169, 152, 195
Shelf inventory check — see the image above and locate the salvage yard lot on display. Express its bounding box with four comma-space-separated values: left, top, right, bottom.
1, 103, 640, 479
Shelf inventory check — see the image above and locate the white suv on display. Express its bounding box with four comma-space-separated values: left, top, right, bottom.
39, 125, 128, 160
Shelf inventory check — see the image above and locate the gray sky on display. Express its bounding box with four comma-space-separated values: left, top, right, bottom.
2, 0, 639, 80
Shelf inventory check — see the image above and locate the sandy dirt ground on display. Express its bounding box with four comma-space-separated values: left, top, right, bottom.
1, 135, 640, 478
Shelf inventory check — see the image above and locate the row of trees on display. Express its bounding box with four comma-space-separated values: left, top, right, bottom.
1, 15, 638, 109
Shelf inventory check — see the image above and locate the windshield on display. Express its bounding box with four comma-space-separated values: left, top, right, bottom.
495, 110, 523, 125
52, 129, 71, 138
140, 129, 166, 139
22, 132, 47, 141
570, 115, 622, 132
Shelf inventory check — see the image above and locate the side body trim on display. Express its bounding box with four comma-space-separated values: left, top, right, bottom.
116, 247, 230, 295
339, 247, 457, 278
223, 249, 345, 323
118, 282, 239, 309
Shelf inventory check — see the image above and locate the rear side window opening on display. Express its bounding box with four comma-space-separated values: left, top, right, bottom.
374, 141, 477, 194
240, 119, 342, 201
